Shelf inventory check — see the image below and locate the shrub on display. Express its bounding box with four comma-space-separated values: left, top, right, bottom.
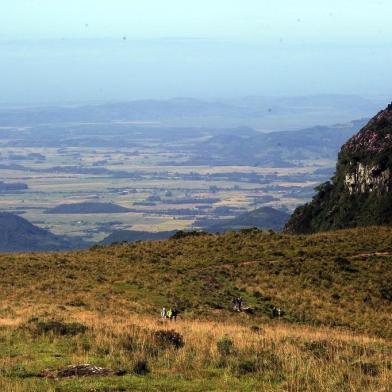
153, 330, 184, 349
217, 336, 235, 356
240, 227, 259, 234
209, 302, 224, 309
331, 292, 341, 301
121, 334, 137, 352
29, 319, 87, 336
81, 336, 91, 352
133, 359, 150, 375
66, 298, 87, 307
250, 325, 262, 334
304, 340, 330, 360
170, 230, 207, 240
360, 362, 379, 376
380, 284, 392, 301
253, 291, 271, 302
256, 348, 283, 372
6, 364, 37, 378
334, 257, 354, 272
236, 360, 258, 375
96, 345, 111, 355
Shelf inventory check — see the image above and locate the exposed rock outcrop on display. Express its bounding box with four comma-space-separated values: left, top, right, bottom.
39, 364, 126, 379
285, 102, 392, 233
344, 163, 391, 194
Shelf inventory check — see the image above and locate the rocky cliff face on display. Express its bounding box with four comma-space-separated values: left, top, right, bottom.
285, 102, 392, 233
342, 102, 392, 195
344, 163, 391, 194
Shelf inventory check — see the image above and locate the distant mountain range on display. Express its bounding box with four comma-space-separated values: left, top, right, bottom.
0, 109, 369, 167
0, 94, 383, 130
186, 120, 367, 166
0, 181, 28, 193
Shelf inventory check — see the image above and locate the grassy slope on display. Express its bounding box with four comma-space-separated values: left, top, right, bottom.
0, 227, 391, 391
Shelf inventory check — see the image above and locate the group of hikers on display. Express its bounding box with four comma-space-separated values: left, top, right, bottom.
161, 299, 283, 320
161, 306, 179, 321
233, 296, 284, 318
232, 296, 244, 312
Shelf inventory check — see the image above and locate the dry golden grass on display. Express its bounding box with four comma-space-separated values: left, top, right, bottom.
0, 227, 391, 390
0, 307, 390, 391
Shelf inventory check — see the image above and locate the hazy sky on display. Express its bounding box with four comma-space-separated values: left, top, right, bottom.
0, 1, 391, 104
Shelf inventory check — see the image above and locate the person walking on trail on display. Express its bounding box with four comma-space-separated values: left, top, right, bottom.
161, 306, 167, 320
167, 308, 173, 320
233, 296, 244, 312
238, 296, 243, 312
172, 308, 178, 321
232, 297, 240, 312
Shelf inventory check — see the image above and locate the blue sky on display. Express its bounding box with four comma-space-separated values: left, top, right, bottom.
1, 0, 391, 42
0, 1, 391, 104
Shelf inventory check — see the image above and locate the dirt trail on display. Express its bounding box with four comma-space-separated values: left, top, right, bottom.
195, 251, 392, 272
350, 251, 392, 259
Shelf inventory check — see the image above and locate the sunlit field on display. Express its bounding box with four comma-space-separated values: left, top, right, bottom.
0, 226, 391, 391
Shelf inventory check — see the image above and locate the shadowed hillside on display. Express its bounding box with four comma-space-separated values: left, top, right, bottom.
0, 213, 87, 252
45, 202, 131, 214
200, 206, 290, 232
101, 207, 290, 245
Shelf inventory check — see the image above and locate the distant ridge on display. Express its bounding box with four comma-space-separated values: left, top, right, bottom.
0, 213, 88, 252
45, 202, 131, 214
201, 207, 290, 233
100, 207, 290, 245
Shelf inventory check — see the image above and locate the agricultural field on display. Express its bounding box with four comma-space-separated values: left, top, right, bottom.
0, 118, 348, 242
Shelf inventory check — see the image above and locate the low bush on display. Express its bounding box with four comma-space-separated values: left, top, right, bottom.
28, 319, 87, 336
236, 359, 258, 375
170, 230, 208, 240
66, 298, 87, 307
153, 330, 184, 349
121, 335, 137, 352
250, 325, 262, 334
304, 340, 331, 360
256, 348, 283, 372
133, 359, 150, 375
217, 336, 235, 356
359, 362, 379, 376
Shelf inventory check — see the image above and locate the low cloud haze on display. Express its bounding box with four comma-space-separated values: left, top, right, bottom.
0, 1, 391, 105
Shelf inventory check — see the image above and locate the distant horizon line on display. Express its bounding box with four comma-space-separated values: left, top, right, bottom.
0, 93, 388, 110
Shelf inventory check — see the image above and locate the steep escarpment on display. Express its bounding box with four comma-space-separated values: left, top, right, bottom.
286, 103, 392, 233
